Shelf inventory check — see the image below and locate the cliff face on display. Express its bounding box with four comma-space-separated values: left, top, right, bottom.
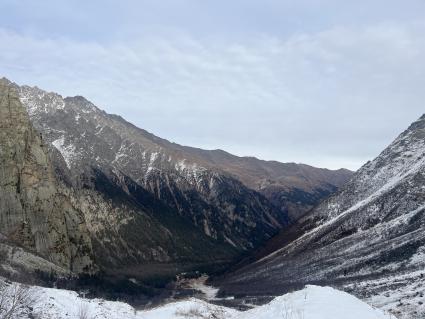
0, 79, 95, 274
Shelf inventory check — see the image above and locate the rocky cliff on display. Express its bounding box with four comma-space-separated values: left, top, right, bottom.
0, 79, 95, 274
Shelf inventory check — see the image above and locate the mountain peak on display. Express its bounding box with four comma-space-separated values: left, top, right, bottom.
406, 113, 425, 134
0, 77, 13, 85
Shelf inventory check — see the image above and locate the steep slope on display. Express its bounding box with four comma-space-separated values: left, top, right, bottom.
0, 79, 238, 281
17, 88, 286, 251
74, 167, 239, 275
217, 114, 425, 319
0, 79, 95, 275
12, 81, 351, 253
14, 84, 276, 251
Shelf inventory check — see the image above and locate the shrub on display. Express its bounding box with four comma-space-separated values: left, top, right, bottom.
0, 281, 37, 319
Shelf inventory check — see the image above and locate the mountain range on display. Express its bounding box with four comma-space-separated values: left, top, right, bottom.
1, 76, 424, 318
0, 78, 351, 284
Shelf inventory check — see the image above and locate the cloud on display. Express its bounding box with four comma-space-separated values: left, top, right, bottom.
0, 21, 424, 170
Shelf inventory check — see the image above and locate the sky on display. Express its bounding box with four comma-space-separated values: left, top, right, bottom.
0, 1, 424, 170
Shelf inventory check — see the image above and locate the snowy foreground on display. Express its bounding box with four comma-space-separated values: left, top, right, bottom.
19, 284, 395, 319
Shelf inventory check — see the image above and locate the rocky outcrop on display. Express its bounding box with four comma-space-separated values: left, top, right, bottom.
0, 79, 95, 274
216, 114, 425, 319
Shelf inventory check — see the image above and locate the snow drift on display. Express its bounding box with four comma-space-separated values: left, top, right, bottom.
5, 283, 393, 319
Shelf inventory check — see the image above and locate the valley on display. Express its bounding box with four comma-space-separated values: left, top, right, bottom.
0, 77, 423, 318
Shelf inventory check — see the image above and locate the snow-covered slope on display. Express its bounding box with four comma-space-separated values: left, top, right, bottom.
142, 286, 390, 319
5, 282, 392, 319
217, 114, 425, 319
239, 285, 390, 319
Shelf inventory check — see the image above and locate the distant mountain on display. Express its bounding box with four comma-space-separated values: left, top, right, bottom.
216, 114, 425, 319
17, 80, 350, 225
0, 77, 351, 282
186, 149, 352, 220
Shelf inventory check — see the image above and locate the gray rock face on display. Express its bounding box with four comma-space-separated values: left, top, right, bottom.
217, 114, 425, 318
0, 79, 95, 274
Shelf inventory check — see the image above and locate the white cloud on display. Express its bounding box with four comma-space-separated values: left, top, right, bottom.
0, 21, 424, 170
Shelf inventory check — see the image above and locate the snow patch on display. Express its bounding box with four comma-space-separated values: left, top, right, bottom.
52, 136, 77, 168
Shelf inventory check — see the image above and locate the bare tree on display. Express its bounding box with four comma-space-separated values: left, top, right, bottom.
0, 281, 37, 319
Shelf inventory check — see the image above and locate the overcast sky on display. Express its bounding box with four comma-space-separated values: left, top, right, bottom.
1, 0, 424, 170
